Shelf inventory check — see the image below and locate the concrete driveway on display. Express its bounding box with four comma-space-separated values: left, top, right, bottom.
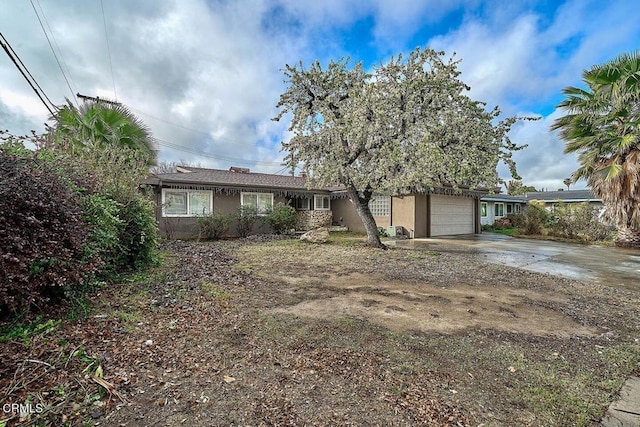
393, 233, 640, 289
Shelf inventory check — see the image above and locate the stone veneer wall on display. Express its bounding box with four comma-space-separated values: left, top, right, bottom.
295, 210, 333, 231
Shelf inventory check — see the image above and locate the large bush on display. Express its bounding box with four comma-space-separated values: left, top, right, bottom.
266, 203, 296, 234
0, 149, 98, 313
548, 202, 613, 242
236, 206, 260, 238
115, 195, 159, 270
514, 203, 550, 235
79, 194, 123, 276
198, 211, 232, 240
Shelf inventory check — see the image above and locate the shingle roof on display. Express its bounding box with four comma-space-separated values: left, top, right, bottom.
481, 194, 528, 203
524, 189, 600, 202
147, 166, 330, 191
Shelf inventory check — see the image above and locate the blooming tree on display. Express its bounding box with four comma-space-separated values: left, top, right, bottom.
275, 48, 527, 247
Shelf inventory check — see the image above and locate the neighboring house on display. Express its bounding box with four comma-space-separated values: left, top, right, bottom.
524, 189, 603, 211
480, 194, 528, 226
144, 166, 487, 239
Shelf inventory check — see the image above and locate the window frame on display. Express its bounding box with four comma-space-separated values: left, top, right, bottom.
494, 202, 504, 217
292, 197, 310, 211
481, 202, 487, 217
161, 189, 212, 217
240, 192, 274, 215
314, 194, 331, 211
506, 203, 513, 214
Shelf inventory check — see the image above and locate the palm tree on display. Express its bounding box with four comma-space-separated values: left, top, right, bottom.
563, 178, 572, 191
551, 52, 640, 247
52, 99, 156, 165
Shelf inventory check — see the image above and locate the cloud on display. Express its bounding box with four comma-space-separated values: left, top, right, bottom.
1, 0, 638, 182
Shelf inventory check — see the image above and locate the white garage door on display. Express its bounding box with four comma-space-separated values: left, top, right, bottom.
430, 195, 474, 236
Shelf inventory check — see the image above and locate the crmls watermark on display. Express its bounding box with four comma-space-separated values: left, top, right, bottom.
2, 402, 45, 415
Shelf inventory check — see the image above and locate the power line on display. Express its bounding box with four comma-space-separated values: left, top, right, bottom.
30, 0, 77, 106
35, 0, 78, 103
130, 106, 286, 150
154, 137, 284, 166
100, 0, 117, 101
73, 94, 282, 167
0, 32, 56, 116
130, 107, 217, 137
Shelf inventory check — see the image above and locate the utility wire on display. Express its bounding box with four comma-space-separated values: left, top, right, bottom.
29, 0, 77, 106
100, 0, 117, 101
0, 32, 56, 116
131, 106, 286, 152
154, 137, 284, 166
35, 0, 78, 102
130, 107, 217, 137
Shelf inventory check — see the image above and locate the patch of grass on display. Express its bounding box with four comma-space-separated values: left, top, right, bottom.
491, 228, 517, 236
327, 231, 367, 247
200, 282, 232, 300
0, 316, 61, 346
114, 308, 142, 332
406, 249, 440, 259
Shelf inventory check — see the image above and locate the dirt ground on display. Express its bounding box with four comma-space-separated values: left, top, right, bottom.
1, 234, 639, 426
275, 272, 598, 337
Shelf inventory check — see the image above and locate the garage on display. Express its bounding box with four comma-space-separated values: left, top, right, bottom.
429, 194, 475, 236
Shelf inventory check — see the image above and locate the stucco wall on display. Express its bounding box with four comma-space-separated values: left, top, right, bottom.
413, 194, 428, 238
332, 198, 365, 232
156, 190, 288, 238
391, 196, 416, 236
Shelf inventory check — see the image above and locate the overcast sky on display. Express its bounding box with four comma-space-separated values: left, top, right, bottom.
2, 0, 638, 191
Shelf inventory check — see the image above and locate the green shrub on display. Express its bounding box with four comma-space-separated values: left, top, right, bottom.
236, 206, 259, 238
198, 211, 232, 240
79, 194, 123, 276
266, 203, 296, 234
516, 203, 550, 235
548, 202, 613, 242
115, 195, 159, 270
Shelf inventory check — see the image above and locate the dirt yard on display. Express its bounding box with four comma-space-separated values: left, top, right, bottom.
1, 234, 639, 426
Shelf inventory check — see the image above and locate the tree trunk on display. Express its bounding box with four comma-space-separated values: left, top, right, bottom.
615, 226, 640, 248
346, 186, 385, 248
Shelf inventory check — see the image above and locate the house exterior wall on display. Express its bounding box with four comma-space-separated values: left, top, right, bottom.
391, 196, 416, 236
481, 201, 527, 226
481, 201, 495, 226
155, 189, 289, 239
373, 215, 391, 230
413, 194, 428, 238
153, 184, 484, 239
331, 198, 365, 232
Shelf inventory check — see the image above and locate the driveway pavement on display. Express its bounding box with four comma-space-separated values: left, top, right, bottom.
392, 233, 640, 289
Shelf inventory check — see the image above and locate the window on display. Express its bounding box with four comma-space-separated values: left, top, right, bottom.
241, 192, 273, 215
162, 189, 212, 217
369, 196, 390, 216
481, 202, 487, 217
506, 204, 513, 214
515, 204, 521, 213
314, 194, 330, 210
292, 197, 310, 210
494, 203, 504, 217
